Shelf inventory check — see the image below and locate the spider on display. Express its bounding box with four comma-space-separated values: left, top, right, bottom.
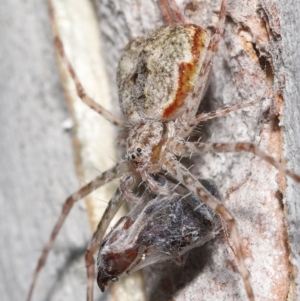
26, 0, 300, 301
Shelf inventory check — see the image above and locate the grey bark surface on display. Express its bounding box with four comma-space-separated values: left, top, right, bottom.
278, 0, 300, 298
1, 1, 300, 301
0, 1, 93, 301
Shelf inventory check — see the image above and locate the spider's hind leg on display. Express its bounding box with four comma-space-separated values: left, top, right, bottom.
162, 155, 255, 301
48, 0, 125, 127
158, 0, 185, 24
170, 140, 300, 183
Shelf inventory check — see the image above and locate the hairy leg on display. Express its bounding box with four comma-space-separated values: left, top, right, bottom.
26, 162, 126, 301
119, 173, 142, 203
193, 0, 227, 88
158, 0, 185, 24
177, 98, 265, 138
142, 171, 174, 196
169, 140, 300, 183
162, 154, 254, 301
48, 0, 125, 126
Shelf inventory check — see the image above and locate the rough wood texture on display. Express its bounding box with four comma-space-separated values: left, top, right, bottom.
94, 0, 300, 300
1, 0, 299, 301
49, 1, 146, 300
278, 0, 300, 298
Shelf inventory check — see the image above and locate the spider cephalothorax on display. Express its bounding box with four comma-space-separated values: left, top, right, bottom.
126, 122, 165, 172
120, 18, 216, 193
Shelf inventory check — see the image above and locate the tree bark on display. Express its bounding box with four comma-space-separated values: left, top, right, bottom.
0, 1, 91, 301
1, 0, 299, 301
95, 0, 300, 300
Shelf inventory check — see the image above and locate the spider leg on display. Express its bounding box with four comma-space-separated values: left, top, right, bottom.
158, 0, 185, 25
205, 0, 227, 59
178, 98, 265, 137
162, 154, 254, 301
26, 161, 126, 301
142, 171, 173, 196
170, 140, 300, 183
85, 188, 125, 301
120, 173, 141, 203
48, 0, 125, 127
197, 0, 227, 80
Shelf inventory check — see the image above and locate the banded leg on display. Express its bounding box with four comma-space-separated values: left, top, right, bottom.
25, 162, 126, 301
178, 98, 265, 138
170, 140, 300, 183
120, 170, 174, 198
119, 173, 141, 203
142, 171, 173, 196
48, 0, 125, 126
85, 188, 125, 301
162, 154, 254, 301
158, 0, 185, 24
197, 0, 227, 84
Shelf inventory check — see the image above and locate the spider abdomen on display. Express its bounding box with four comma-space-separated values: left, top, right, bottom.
117, 24, 211, 123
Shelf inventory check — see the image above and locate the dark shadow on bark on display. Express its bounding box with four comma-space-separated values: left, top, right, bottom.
144, 237, 223, 301
43, 244, 87, 301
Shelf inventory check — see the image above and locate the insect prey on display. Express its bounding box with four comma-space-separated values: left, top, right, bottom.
97, 178, 223, 291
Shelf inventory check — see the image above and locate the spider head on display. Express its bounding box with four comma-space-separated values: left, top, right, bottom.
127, 146, 143, 165
126, 122, 166, 171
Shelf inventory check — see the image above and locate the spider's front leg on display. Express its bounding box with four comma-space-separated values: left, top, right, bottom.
119, 173, 141, 203
25, 161, 127, 301
162, 153, 255, 301
165, 136, 300, 300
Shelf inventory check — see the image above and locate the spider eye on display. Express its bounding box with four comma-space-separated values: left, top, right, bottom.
131, 154, 136, 159
137, 148, 142, 153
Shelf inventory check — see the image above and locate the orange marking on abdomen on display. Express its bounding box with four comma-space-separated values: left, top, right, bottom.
163, 25, 206, 119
